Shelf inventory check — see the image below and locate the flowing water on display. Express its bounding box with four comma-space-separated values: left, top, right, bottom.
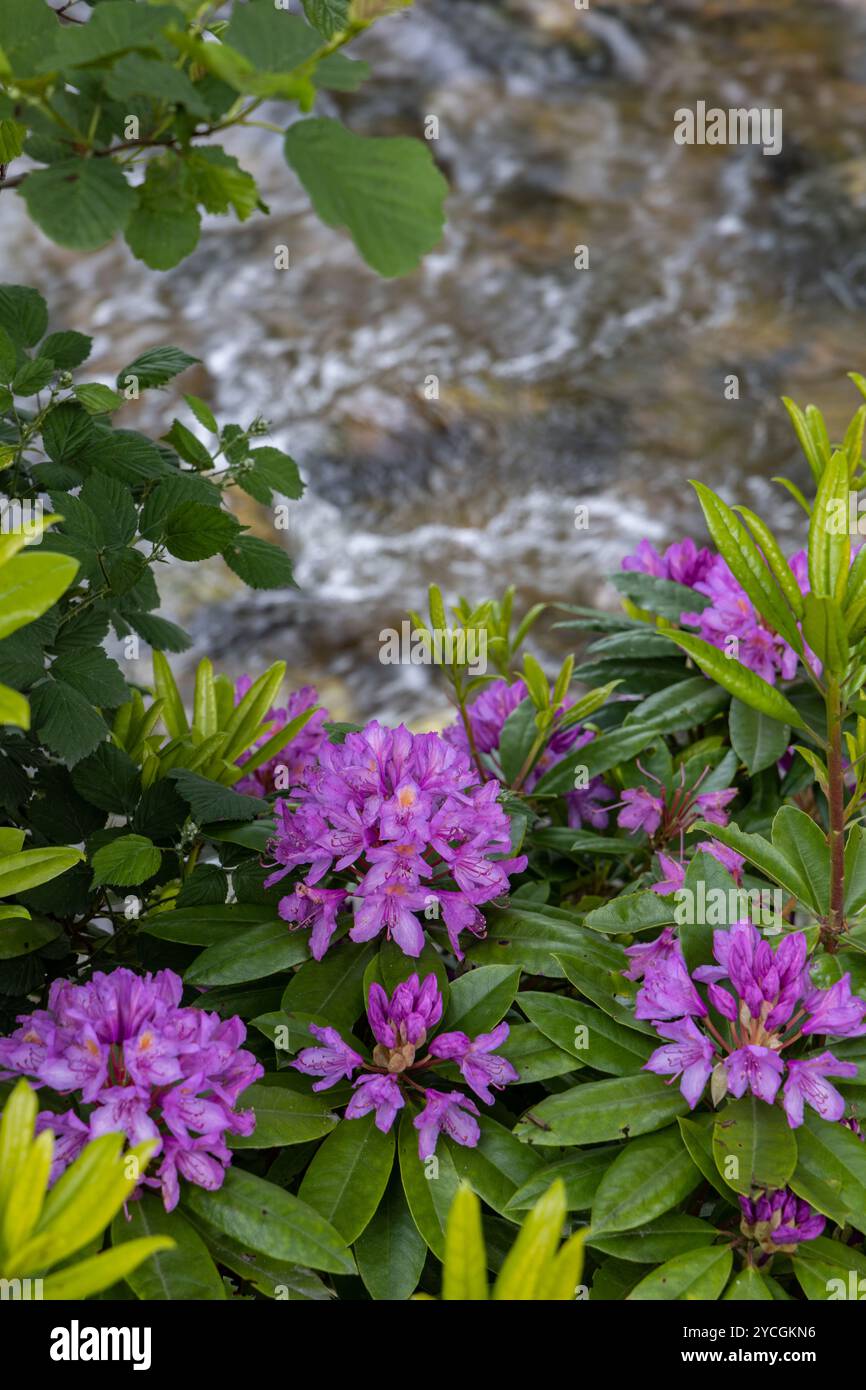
6, 0, 866, 722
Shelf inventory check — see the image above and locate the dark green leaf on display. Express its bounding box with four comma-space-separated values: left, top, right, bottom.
298, 1114, 395, 1243
21, 159, 136, 252
221, 535, 296, 590
284, 118, 447, 278
183, 1168, 354, 1275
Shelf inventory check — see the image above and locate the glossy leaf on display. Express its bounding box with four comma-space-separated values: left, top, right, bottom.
712, 1097, 798, 1196
183, 1168, 355, 1275
591, 1126, 703, 1234
663, 631, 806, 730
627, 1245, 732, 1301
441, 1183, 488, 1300
513, 1073, 689, 1147
298, 1114, 395, 1244
354, 1171, 427, 1301
111, 1195, 225, 1300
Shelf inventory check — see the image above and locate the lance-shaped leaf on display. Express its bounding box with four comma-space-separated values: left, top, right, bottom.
692, 482, 802, 650
802, 593, 848, 676
42, 1236, 174, 1300
808, 450, 850, 602
492, 1180, 567, 1300
734, 504, 806, 620
663, 631, 806, 730
690, 819, 814, 908
442, 1183, 488, 1301
782, 397, 825, 484
844, 541, 866, 640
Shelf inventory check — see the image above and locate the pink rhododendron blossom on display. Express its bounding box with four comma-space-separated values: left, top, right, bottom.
293, 974, 517, 1159
266, 721, 527, 960
443, 678, 614, 829
234, 679, 329, 796
0, 968, 262, 1210
628, 922, 861, 1127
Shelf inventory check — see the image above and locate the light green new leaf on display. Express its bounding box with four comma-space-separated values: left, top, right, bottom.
91, 834, 161, 888
492, 1180, 567, 1300
42, 1238, 174, 1300
442, 1183, 488, 1301
0, 845, 83, 898
111, 1195, 225, 1300
0, 550, 79, 642
808, 450, 850, 602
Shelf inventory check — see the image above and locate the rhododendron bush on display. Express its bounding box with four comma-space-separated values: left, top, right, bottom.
3, 345, 866, 1305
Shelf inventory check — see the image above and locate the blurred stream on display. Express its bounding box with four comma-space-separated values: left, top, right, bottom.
5, 0, 866, 722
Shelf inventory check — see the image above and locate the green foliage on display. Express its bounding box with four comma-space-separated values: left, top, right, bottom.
0, 0, 446, 275
4, 258, 866, 1305
0, 1078, 171, 1297
439, 1180, 587, 1301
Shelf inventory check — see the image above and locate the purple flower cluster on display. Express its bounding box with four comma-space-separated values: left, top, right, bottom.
265, 720, 527, 961
443, 677, 614, 829
622, 538, 716, 589
0, 967, 262, 1211
234, 678, 328, 796
622, 540, 811, 685
628, 921, 865, 1128
738, 1189, 825, 1256
293, 973, 518, 1159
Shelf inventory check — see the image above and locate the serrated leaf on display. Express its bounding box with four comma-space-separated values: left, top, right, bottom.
73, 382, 123, 415
21, 159, 136, 252
91, 833, 161, 888
221, 534, 296, 590
30, 679, 107, 763
165, 502, 238, 560
116, 346, 200, 392
40, 331, 92, 370
284, 118, 447, 277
